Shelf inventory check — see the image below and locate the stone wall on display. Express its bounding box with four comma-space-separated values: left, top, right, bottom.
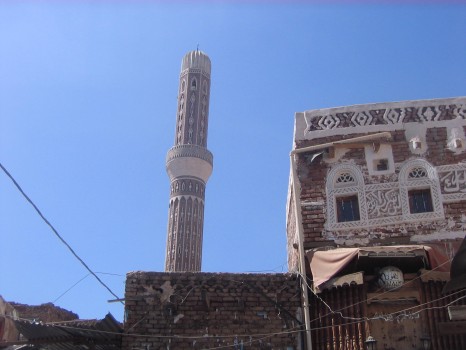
123, 272, 303, 350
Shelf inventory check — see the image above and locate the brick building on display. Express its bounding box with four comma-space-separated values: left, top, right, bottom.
287, 97, 466, 349
123, 51, 466, 350
123, 272, 302, 349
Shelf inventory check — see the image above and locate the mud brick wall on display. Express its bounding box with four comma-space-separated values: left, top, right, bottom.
287, 98, 466, 266
123, 272, 303, 350
291, 127, 466, 249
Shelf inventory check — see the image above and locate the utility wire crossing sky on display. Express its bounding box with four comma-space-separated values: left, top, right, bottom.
1, 2, 465, 321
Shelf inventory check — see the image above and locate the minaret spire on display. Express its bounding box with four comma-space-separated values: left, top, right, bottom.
164, 50, 213, 272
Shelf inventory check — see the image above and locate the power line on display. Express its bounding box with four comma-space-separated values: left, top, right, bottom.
243, 260, 288, 273
9, 286, 466, 349
12, 315, 300, 350
7, 313, 303, 342
299, 256, 453, 322
297, 262, 466, 324
0, 162, 123, 304
53, 272, 124, 303
53, 274, 90, 303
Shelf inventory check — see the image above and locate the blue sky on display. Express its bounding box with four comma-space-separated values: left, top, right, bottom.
1, 1, 465, 322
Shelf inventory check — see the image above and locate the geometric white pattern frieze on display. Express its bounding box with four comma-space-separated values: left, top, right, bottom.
300, 98, 466, 140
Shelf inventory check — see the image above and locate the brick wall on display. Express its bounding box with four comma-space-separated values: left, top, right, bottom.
293, 128, 466, 249
287, 101, 466, 255
123, 272, 303, 350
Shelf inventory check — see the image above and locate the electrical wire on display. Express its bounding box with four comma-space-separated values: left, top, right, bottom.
63, 319, 304, 350
122, 273, 305, 348
4, 313, 305, 341
300, 256, 453, 322
0, 162, 123, 304
297, 261, 466, 324
53, 274, 91, 303
121, 265, 466, 346
8, 284, 466, 349
53, 271, 124, 303
243, 260, 289, 273
200, 328, 303, 350
3, 163, 462, 344
125, 327, 303, 340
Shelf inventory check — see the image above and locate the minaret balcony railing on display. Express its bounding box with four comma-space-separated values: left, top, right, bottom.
166, 144, 213, 166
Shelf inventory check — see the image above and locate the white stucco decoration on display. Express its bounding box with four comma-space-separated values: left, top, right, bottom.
447, 126, 466, 154
411, 230, 466, 243
325, 159, 444, 231
404, 123, 427, 155
435, 163, 466, 202
377, 266, 404, 291
295, 97, 466, 141
364, 143, 394, 176
326, 163, 367, 230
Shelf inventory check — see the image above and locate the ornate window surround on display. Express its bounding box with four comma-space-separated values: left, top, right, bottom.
325, 159, 444, 231
326, 164, 367, 230
399, 159, 444, 222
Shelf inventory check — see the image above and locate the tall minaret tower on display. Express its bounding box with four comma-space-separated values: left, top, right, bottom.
165, 50, 213, 272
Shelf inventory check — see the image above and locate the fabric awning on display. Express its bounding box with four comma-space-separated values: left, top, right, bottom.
306, 244, 457, 290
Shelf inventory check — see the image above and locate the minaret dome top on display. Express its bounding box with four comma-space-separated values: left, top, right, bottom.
181, 50, 211, 74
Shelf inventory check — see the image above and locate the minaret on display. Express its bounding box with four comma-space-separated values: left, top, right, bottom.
164, 50, 213, 272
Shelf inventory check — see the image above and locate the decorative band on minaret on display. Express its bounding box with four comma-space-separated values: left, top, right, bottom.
165, 50, 213, 272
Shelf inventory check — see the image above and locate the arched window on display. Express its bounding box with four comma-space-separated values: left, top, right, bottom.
334, 172, 359, 222
326, 164, 366, 229
190, 78, 197, 90
399, 159, 444, 221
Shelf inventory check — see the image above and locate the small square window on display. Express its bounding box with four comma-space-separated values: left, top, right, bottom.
408, 189, 433, 213
336, 195, 360, 222
374, 159, 388, 171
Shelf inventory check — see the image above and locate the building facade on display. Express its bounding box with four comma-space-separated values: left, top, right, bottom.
165, 50, 213, 272
287, 97, 466, 349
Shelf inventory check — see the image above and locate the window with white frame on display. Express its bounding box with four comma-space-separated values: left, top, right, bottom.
399, 159, 444, 221
325, 159, 444, 232
326, 164, 366, 229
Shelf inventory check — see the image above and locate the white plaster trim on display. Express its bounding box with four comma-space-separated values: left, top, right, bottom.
410, 231, 466, 243
364, 144, 395, 176
437, 163, 466, 202
326, 164, 367, 230
301, 200, 325, 207
446, 123, 466, 154
295, 97, 466, 141
326, 159, 445, 231
166, 148, 213, 183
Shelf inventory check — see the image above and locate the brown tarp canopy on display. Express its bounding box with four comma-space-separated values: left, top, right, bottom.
306, 243, 459, 290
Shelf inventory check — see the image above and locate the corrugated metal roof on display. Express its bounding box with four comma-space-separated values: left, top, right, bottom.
3, 313, 122, 350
